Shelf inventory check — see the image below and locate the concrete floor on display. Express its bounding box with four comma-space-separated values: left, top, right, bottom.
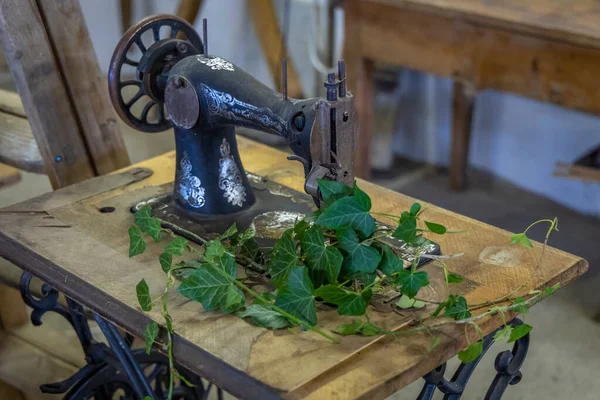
2, 124, 600, 399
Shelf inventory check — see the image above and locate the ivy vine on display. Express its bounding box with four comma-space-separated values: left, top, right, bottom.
130, 180, 559, 398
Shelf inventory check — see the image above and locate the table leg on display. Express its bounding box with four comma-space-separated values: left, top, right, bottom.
449, 80, 477, 191
344, 0, 374, 180
18, 270, 223, 399
417, 318, 529, 400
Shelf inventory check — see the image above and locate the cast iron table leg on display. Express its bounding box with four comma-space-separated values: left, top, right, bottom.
417, 318, 530, 400
19, 270, 223, 399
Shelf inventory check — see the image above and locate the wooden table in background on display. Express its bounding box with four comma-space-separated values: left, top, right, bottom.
345, 0, 600, 189
0, 137, 587, 399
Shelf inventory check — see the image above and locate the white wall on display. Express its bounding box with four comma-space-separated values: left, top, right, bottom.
79, 0, 317, 95
392, 72, 600, 216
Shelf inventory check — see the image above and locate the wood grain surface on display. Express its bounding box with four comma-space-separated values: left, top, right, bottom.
0, 0, 95, 188
37, 0, 130, 175
370, 0, 600, 49
0, 137, 587, 399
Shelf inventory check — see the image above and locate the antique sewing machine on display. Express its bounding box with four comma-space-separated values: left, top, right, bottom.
108, 14, 439, 261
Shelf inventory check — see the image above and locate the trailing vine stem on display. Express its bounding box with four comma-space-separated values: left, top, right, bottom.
373, 288, 548, 338
159, 218, 267, 275
466, 217, 558, 310
129, 179, 562, 398
210, 261, 339, 343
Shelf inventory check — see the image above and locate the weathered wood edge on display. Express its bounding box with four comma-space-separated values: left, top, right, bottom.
373, 0, 600, 50
0, 230, 284, 400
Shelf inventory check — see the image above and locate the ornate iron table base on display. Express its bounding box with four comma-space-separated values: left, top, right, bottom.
20, 270, 528, 400
19, 271, 223, 400
418, 318, 530, 400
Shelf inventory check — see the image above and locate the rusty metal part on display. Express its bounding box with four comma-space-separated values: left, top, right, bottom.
164, 76, 199, 129
304, 164, 332, 204
108, 14, 203, 133
309, 94, 358, 188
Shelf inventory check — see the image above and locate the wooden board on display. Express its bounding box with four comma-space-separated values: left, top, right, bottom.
371, 0, 600, 50
37, 0, 130, 175
0, 137, 587, 400
0, 0, 95, 188
0, 162, 21, 189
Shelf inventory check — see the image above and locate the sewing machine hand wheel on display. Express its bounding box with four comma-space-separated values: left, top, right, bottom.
108, 14, 204, 133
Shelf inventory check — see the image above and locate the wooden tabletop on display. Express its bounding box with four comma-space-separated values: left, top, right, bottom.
0, 137, 587, 399
371, 0, 600, 49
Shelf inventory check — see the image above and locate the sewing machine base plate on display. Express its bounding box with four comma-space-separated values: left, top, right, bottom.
134, 172, 440, 268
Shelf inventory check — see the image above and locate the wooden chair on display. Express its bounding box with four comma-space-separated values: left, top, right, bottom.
0, 0, 130, 396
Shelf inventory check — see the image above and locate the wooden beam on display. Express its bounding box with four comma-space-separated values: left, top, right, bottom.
0, 162, 21, 188
248, 0, 304, 98
345, 0, 374, 179
449, 80, 476, 191
176, 0, 203, 24
37, 0, 131, 175
0, 0, 95, 189
0, 88, 25, 117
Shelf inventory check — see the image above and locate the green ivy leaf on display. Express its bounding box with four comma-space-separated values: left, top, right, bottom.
239, 237, 263, 263
134, 206, 162, 242
269, 230, 300, 288
444, 295, 471, 320
458, 340, 483, 363
274, 266, 316, 326
410, 202, 421, 216
159, 252, 172, 273
218, 252, 238, 278
511, 297, 529, 314
430, 301, 447, 317
511, 233, 533, 248
314, 285, 371, 316
395, 270, 429, 299
164, 237, 188, 256
293, 220, 311, 240
231, 225, 256, 246
144, 322, 159, 355
447, 272, 464, 284
317, 178, 353, 205
128, 226, 147, 257
332, 319, 361, 335
333, 319, 381, 336
508, 323, 532, 343
493, 324, 512, 342
543, 283, 560, 296
219, 223, 238, 239
136, 279, 152, 312
378, 246, 405, 276
316, 188, 376, 237
359, 321, 381, 336
204, 240, 225, 261
396, 294, 425, 309
345, 271, 377, 287
236, 304, 291, 329
393, 217, 417, 244
301, 226, 343, 284
177, 264, 245, 313
337, 228, 382, 275
425, 221, 447, 234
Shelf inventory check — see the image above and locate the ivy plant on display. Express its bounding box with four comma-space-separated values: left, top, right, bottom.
129, 180, 560, 399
